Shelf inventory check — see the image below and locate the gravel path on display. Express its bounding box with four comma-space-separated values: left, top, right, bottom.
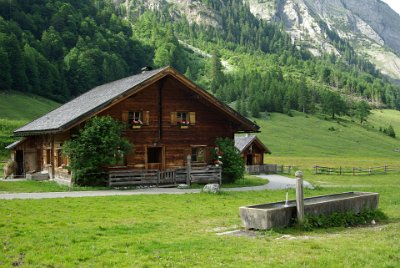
0, 175, 313, 200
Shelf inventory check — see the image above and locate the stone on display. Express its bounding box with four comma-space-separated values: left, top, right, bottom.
177, 184, 189, 189
203, 183, 220, 193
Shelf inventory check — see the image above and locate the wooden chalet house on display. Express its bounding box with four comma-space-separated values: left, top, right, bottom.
7, 66, 259, 183
234, 135, 270, 166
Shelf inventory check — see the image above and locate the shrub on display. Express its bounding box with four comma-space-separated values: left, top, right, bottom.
63, 116, 132, 186
214, 137, 244, 183
301, 208, 388, 231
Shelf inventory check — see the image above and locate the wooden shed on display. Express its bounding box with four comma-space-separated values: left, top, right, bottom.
7, 66, 259, 183
234, 135, 270, 166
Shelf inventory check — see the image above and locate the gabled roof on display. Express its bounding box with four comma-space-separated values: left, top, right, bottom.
14, 66, 259, 136
234, 135, 271, 154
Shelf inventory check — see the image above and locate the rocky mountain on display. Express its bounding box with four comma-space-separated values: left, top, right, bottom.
249, 0, 400, 81
116, 0, 400, 81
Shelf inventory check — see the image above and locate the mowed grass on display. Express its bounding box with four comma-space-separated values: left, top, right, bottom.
0, 91, 59, 121
0, 172, 399, 267
0, 92, 59, 158
255, 110, 400, 168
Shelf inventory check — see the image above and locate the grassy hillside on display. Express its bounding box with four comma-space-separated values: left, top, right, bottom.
255, 110, 400, 168
0, 92, 59, 159
0, 91, 59, 121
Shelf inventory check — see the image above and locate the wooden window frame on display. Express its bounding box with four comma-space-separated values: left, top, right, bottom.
171, 112, 196, 127
122, 110, 150, 128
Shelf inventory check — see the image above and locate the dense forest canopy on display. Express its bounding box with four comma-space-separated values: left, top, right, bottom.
0, 0, 399, 117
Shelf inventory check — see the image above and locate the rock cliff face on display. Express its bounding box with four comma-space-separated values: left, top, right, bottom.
246, 0, 400, 79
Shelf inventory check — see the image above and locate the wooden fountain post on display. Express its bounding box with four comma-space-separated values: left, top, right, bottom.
295, 170, 304, 225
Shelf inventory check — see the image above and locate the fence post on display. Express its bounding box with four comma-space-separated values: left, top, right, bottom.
384, 165, 387, 173
314, 165, 317, 174
369, 168, 372, 175
157, 170, 160, 187
352, 167, 355, 176
186, 155, 191, 186
339, 166, 342, 175
295, 170, 304, 225
218, 166, 222, 185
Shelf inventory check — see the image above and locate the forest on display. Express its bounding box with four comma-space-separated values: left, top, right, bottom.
0, 0, 399, 117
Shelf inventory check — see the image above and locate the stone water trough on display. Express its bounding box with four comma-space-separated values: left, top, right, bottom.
240, 192, 379, 230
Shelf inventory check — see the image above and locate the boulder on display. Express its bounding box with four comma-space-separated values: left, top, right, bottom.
177, 184, 189, 189
203, 183, 220, 193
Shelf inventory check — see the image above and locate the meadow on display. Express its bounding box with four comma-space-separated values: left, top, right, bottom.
0, 172, 399, 267
0, 93, 399, 267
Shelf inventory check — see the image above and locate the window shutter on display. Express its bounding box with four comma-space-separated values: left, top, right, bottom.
122, 111, 129, 122
189, 112, 196, 125
171, 112, 177, 125
143, 111, 150, 125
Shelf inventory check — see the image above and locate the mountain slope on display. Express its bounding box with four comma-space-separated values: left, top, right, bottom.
247, 0, 400, 80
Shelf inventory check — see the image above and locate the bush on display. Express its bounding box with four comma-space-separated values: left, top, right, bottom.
63, 116, 132, 186
301, 208, 388, 231
214, 137, 244, 183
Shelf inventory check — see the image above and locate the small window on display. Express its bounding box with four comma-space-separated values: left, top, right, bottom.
128, 111, 142, 127
148, 147, 162, 163
191, 147, 205, 163
46, 149, 51, 164
57, 149, 63, 167
177, 112, 188, 125
114, 150, 127, 166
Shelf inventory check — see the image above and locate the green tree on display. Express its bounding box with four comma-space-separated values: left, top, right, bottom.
63, 116, 132, 186
210, 50, 225, 93
215, 137, 244, 183
355, 100, 371, 123
0, 47, 12, 90
321, 91, 347, 119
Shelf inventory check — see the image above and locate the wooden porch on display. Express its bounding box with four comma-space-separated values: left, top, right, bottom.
108, 165, 222, 187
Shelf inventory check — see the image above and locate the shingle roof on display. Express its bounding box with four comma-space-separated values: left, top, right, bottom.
14, 66, 259, 136
5, 139, 25, 149
234, 135, 270, 153
14, 67, 169, 136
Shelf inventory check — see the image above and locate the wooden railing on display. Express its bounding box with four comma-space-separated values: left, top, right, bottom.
108, 166, 221, 187
313, 165, 400, 175
245, 164, 293, 175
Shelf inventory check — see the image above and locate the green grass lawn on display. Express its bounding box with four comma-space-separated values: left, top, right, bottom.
1, 101, 400, 266
0, 91, 59, 121
0, 171, 399, 267
0, 175, 267, 194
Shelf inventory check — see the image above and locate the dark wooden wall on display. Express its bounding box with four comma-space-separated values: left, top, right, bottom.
99, 75, 236, 169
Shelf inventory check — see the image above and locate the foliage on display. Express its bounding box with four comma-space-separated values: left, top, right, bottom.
380, 125, 396, 138
302, 208, 388, 230
320, 91, 347, 119
215, 137, 244, 183
0, 0, 151, 101
1, 0, 400, 116
354, 100, 371, 123
63, 116, 132, 186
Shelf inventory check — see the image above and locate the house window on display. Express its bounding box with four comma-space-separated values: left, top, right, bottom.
115, 150, 127, 166
128, 111, 142, 127
46, 149, 51, 164
191, 147, 206, 163
171, 112, 196, 126
177, 112, 189, 125
57, 149, 63, 167
148, 147, 162, 163
122, 111, 149, 128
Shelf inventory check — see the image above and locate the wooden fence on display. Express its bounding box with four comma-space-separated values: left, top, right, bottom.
108, 166, 221, 187
313, 165, 400, 175
245, 164, 293, 175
